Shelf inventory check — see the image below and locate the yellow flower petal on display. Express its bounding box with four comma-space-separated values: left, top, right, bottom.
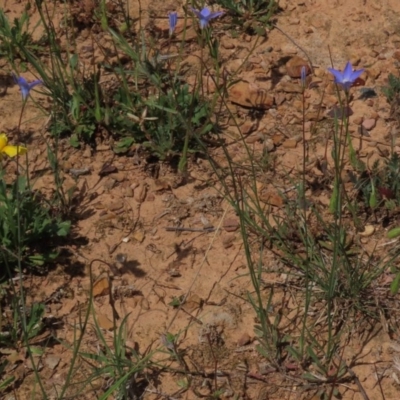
0, 133, 8, 152
2, 145, 27, 158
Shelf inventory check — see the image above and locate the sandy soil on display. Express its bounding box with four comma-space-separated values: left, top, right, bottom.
2, 0, 400, 399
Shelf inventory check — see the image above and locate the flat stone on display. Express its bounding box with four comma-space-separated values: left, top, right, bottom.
125, 187, 133, 197
187, 74, 216, 94
83, 147, 91, 158
275, 92, 286, 105
246, 133, 264, 144
103, 178, 116, 191
286, 56, 311, 78
241, 120, 258, 135
229, 81, 274, 109
264, 139, 275, 152
223, 217, 240, 232
305, 111, 323, 121
260, 191, 284, 207
289, 18, 300, 25
222, 234, 235, 249
281, 44, 297, 54
277, 81, 303, 93
352, 116, 363, 125
221, 39, 235, 49
272, 134, 284, 145
237, 333, 252, 347
110, 172, 126, 182
44, 355, 61, 370
282, 139, 298, 148
362, 118, 376, 131
108, 201, 124, 211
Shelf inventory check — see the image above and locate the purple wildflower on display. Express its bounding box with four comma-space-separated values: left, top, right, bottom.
328, 62, 364, 92
190, 7, 224, 29
13, 74, 42, 100
168, 12, 178, 36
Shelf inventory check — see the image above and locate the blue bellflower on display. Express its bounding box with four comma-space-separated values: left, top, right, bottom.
13, 74, 42, 100
301, 66, 307, 88
328, 62, 364, 92
190, 7, 224, 29
168, 12, 178, 35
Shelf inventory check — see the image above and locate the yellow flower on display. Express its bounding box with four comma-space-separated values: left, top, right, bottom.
0, 133, 27, 158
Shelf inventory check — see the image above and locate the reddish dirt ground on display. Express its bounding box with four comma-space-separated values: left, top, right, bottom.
3, 0, 400, 399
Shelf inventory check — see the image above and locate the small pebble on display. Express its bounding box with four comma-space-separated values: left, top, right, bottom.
360, 225, 375, 237
110, 172, 126, 182
108, 201, 124, 211
222, 41, 235, 50
362, 118, 376, 131
237, 333, 252, 347
264, 139, 275, 152
103, 178, 116, 191
352, 116, 363, 125
241, 120, 258, 135
282, 139, 297, 149
83, 147, 91, 158
223, 217, 240, 232
222, 234, 235, 249
246, 133, 264, 144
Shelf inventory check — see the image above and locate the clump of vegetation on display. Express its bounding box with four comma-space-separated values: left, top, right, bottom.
213, 0, 279, 35
352, 152, 400, 212
383, 73, 400, 103
0, 8, 41, 63
0, 172, 70, 270
6, 0, 400, 399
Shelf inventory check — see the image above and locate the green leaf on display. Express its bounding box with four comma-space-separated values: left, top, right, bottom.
29, 255, 45, 266
28, 346, 44, 356
169, 297, 181, 308
369, 180, 378, 209
253, 325, 264, 337
255, 344, 269, 358
287, 345, 302, 362
0, 375, 15, 391
387, 227, 400, 239
176, 379, 188, 389
27, 303, 45, 339
307, 346, 324, 372
199, 123, 213, 135
254, 25, 266, 36
119, 22, 128, 33
391, 273, 400, 295
114, 137, 135, 154
57, 221, 71, 237
329, 181, 339, 214
302, 372, 321, 382
69, 54, 79, 70
146, 102, 178, 114
69, 134, 80, 148
165, 332, 176, 343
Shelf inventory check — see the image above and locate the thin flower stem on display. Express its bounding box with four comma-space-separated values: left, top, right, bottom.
302, 87, 307, 207
300, 85, 309, 359
273, 24, 314, 75
15, 96, 48, 398
17, 99, 30, 187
